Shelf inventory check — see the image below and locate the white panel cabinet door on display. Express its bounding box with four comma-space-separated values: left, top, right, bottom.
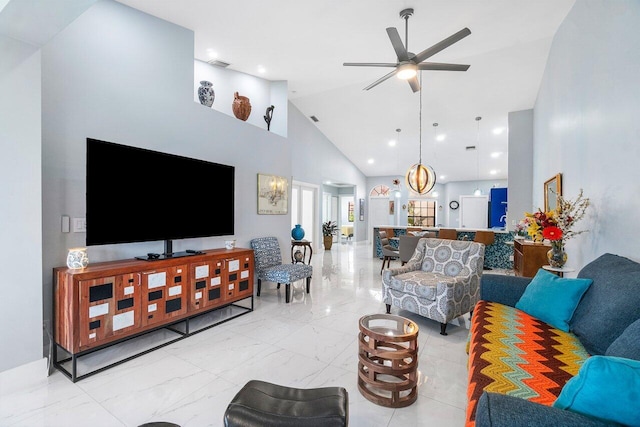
460, 195, 489, 229
369, 198, 389, 242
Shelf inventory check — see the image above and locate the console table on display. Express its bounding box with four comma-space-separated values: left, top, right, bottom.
513, 239, 551, 277
291, 240, 312, 264
53, 248, 254, 382
542, 265, 575, 278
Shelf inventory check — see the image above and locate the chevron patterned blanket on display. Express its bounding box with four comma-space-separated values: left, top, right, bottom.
466, 300, 590, 427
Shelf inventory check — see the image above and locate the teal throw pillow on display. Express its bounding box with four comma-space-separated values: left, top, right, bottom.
515, 268, 592, 331
553, 356, 640, 427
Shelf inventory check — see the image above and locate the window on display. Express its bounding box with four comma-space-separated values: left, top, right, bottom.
407, 200, 436, 227
370, 185, 390, 197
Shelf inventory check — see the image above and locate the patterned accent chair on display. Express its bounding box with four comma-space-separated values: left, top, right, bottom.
382, 238, 485, 335
250, 237, 313, 303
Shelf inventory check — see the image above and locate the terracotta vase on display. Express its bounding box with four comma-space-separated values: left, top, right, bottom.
324, 235, 333, 250
232, 91, 251, 121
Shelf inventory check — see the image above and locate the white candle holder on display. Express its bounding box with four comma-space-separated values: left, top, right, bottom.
67, 247, 89, 269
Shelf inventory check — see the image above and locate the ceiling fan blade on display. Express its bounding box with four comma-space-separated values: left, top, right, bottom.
386, 27, 409, 61
408, 75, 420, 93
343, 62, 398, 67
417, 62, 470, 71
363, 69, 398, 91
412, 27, 471, 64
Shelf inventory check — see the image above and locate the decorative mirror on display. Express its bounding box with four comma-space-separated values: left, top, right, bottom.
544, 173, 562, 212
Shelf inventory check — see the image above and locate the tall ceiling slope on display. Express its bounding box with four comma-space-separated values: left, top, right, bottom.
0, 0, 97, 46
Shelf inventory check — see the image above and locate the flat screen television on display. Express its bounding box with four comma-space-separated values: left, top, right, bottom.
86, 138, 234, 258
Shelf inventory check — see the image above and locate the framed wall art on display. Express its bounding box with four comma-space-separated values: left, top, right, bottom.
257, 173, 288, 214
359, 198, 365, 221
544, 173, 562, 212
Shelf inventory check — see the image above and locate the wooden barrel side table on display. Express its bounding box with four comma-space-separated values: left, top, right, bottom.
357, 313, 419, 408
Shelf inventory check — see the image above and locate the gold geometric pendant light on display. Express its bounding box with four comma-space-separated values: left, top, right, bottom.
405, 72, 436, 194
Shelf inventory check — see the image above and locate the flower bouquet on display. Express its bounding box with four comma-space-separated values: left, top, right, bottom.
521, 189, 590, 267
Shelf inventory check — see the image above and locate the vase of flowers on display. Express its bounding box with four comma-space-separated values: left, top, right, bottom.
543, 226, 567, 267
522, 189, 590, 267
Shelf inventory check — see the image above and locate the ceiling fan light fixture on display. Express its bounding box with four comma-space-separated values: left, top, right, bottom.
396, 63, 417, 80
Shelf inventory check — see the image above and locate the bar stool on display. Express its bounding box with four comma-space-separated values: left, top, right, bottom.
438, 228, 458, 240
474, 230, 495, 270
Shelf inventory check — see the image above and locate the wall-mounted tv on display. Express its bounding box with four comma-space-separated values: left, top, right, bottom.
86, 138, 234, 256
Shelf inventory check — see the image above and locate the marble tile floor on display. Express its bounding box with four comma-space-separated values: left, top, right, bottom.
0, 242, 476, 427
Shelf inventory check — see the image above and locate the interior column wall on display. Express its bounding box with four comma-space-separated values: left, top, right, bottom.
0, 35, 43, 372
533, 1, 640, 267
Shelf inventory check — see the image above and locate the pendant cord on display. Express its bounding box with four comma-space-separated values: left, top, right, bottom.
405, 14, 409, 53
419, 72, 422, 165
475, 116, 482, 182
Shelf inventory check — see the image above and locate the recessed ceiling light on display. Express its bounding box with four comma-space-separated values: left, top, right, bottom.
436, 134, 446, 142
490, 169, 498, 175
493, 127, 505, 135
388, 140, 397, 147
367, 158, 374, 164
258, 65, 266, 73
490, 152, 502, 158
439, 175, 446, 180
206, 49, 218, 59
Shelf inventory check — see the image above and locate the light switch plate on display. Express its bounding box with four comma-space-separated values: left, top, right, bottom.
73, 217, 86, 232
62, 216, 70, 233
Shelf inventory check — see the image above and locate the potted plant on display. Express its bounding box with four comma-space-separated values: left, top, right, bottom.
322, 221, 338, 250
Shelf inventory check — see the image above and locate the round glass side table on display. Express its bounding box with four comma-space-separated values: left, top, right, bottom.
542, 265, 575, 278
357, 313, 419, 408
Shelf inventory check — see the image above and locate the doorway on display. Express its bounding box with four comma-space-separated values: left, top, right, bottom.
339, 195, 355, 243
291, 181, 319, 248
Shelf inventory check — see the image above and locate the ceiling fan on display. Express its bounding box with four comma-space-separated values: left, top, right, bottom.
344, 8, 471, 93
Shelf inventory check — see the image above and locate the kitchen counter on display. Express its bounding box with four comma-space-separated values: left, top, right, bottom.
373, 226, 514, 269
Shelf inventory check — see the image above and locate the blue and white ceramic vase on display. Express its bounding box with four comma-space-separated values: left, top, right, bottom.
291, 224, 305, 240
198, 81, 215, 107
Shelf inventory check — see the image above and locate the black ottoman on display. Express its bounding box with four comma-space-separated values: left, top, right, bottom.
224, 380, 349, 427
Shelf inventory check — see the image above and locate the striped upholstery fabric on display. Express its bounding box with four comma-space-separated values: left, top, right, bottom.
466, 300, 590, 427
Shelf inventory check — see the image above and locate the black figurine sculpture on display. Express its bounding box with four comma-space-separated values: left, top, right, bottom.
264, 105, 275, 131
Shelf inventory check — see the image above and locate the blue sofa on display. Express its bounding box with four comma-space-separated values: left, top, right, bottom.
469, 253, 640, 427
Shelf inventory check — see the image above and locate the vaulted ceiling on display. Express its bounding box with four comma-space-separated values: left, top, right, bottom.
119, 1, 575, 183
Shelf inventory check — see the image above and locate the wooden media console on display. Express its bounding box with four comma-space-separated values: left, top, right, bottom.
53, 248, 254, 382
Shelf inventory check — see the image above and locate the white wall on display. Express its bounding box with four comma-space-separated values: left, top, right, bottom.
0, 0, 367, 373
363, 175, 507, 229
507, 109, 534, 229
533, 1, 640, 268
0, 35, 43, 372
288, 103, 367, 241
194, 60, 287, 137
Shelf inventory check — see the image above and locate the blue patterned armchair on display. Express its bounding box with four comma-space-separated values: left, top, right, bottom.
382, 238, 485, 335
250, 237, 313, 303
